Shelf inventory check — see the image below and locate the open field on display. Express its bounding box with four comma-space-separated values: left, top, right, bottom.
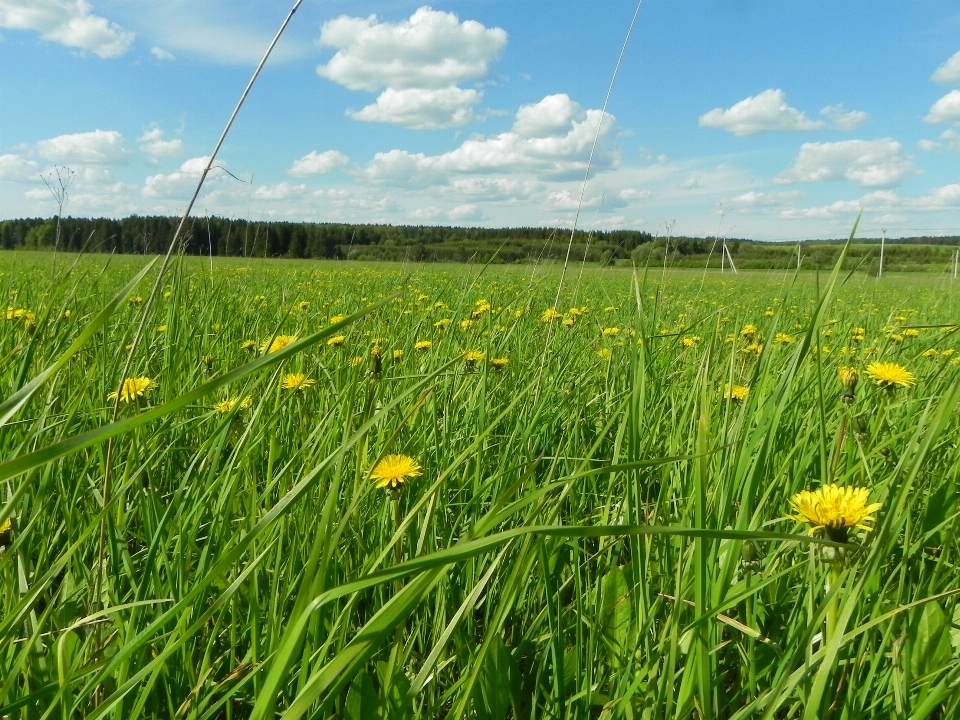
1, 252, 959, 718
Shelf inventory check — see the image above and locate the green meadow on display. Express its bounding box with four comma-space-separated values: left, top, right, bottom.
1, 251, 959, 718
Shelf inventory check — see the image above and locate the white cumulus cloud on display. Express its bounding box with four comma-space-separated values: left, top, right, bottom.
348, 86, 482, 129
776, 138, 913, 188
0, 154, 40, 182
448, 203, 484, 221
288, 150, 350, 177
931, 50, 960, 85
918, 129, 960, 152
698, 89, 825, 137
0, 0, 134, 58
254, 182, 308, 201
820, 104, 870, 131
317, 6, 506, 92
34, 129, 129, 164
143, 155, 224, 197
355, 94, 616, 185
924, 90, 960, 125
780, 183, 960, 220
138, 126, 183, 159
618, 187, 651, 201
150, 46, 175, 61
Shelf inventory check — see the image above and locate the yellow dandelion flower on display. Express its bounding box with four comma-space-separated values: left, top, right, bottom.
921, 348, 938, 358
281, 373, 315, 391
598, 348, 612, 361
297, 301, 310, 311
370, 454, 422, 491
415, 340, 432, 350
682, 336, 700, 348
602, 327, 620, 336
327, 335, 346, 347
434, 318, 451, 329
392, 349, 404, 360
128, 296, 144, 306
108, 376, 157, 403
490, 357, 509, 371
330, 314, 348, 324
774, 333, 794, 345
603, 306, 616, 313
241, 339, 256, 352
464, 350, 485, 362
262, 335, 296, 354
866, 361, 915, 389
740, 324, 758, 339
214, 396, 252, 414
156, 325, 167, 333
722, 384, 749, 402
541, 308, 563, 322
789, 484, 882, 542
903, 328, 919, 338
460, 319, 474, 330
350, 355, 364, 367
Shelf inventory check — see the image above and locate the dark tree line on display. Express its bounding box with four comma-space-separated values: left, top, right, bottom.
1, 216, 957, 270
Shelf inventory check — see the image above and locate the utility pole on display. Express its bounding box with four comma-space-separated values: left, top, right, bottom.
953, 247, 958, 280
879, 228, 887, 279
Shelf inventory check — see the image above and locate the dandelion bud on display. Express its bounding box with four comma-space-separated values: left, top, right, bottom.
837, 366, 858, 403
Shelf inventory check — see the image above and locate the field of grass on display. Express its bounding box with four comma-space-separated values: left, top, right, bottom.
1, 251, 959, 719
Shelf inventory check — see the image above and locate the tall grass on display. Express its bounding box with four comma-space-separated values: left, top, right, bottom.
8, 3, 956, 716
1, 251, 959, 718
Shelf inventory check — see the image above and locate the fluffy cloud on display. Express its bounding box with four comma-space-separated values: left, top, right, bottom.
143, 155, 222, 197
918, 129, 960, 152
34, 129, 129, 164
780, 184, 960, 219
447, 177, 541, 201
699, 89, 825, 137
924, 90, 960, 125
254, 182, 308, 201
355, 94, 616, 185
0, 0, 134, 58
317, 6, 506, 91
348, 87, 482, 129
725, 190, 803, 208
931, 50, 960, 85
820, 104, 869, 131
618, 187, 651, 201
0, 154, 40, 182
138, 126, 183, 159
448, 203, 484, 221
288, 150, 350, 177
776, 139, 912, 187
316, 7, 506, 130
150, 46, 175, 61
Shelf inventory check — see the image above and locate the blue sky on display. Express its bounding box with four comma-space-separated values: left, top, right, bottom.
1, 0, 959, 240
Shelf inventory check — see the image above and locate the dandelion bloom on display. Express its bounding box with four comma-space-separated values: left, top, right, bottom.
327, 335, 346, 347
740, 324, 758, 339
604, 306, 616, 313
262, 335, 296, 354
415, 340, 432, 350
460, 319, 474, 330
392, 349, 404, 360
128, 296, 144, 306
774, 333, 794, 345
434, 301, 446, 310
541, 308, 563, 323
866, 361, 915, 389
602, 327, 620, 336
682, 336, 700, 348
789, 484, 882, 542
598, 348, 612, 361
464, 350, 485, 363
921, 348, 938, 358
490, 357, 509, 371
722, 384, 749, 402
434, 318, 451, 329
903, 328, 919, 338
214, 396, 252, 414
241, 340, 256, 352
741, 343, 763, 357
371, 454, 422, 491
350, 356, 364, 367
156, 325, 167, 333
297, 301, 310, 311
108, 376, 157, 403
330, 314, 348, 324
281, 373, 315, 391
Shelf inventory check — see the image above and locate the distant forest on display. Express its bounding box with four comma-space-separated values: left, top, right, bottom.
2, 216, 959, 272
